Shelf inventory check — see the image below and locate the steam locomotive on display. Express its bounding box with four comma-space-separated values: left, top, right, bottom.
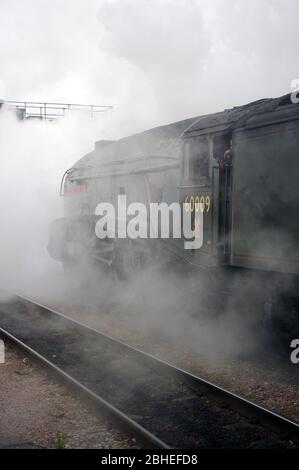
48, 93, 299, 337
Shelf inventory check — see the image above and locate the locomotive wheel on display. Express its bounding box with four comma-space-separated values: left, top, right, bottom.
112, 240, 146, 280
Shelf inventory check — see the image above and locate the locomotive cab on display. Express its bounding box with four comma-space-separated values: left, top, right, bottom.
174, 94, 299, 277
173, 130, 232, 268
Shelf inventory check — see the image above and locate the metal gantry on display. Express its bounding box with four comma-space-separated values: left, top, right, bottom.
1, 100, 113, 120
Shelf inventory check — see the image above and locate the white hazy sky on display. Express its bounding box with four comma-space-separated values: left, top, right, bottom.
0, 0, 298, 135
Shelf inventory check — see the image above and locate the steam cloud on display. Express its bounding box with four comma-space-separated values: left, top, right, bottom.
0, 0, 298, 132
0, 0, 297, 361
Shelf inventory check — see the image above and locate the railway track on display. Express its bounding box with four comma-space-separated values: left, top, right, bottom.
0, 293, 299, 449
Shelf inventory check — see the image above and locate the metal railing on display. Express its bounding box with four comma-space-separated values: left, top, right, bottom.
3, 100, 113, 120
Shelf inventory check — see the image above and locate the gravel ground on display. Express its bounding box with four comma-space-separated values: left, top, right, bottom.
50, 303, 299, 424
2, 290, 297, 449
0, 340, 139, 449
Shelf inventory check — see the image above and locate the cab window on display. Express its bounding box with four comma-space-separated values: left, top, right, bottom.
189, 138, 209, 180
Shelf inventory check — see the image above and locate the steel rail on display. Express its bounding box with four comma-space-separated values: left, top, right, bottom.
0, 293, 298, 449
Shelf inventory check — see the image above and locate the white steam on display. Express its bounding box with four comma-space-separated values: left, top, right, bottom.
0, 0, 296, 361
0, 109, 109, 294
0, 1, 299, 133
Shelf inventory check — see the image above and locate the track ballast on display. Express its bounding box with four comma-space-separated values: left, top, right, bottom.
0, 293, 298, 449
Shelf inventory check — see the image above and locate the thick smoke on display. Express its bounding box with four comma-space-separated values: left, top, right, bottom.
0, 109, 107, 296
0, 0, 298, 363
0, 1, 299, 133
